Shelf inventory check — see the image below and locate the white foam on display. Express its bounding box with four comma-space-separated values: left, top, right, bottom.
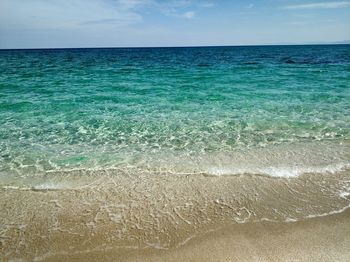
340, 192, 350, 198
305, 204, 350, 219
2, 180, 81, 191
2, 185, 24, 190
339, 186, 350, 198
207, 163, 350, 178
285, 217, 298, 223
31, 182, 71, 191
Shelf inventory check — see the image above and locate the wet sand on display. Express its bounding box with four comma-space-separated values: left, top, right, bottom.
1, 170, 350, 261
49, 210, 350, 262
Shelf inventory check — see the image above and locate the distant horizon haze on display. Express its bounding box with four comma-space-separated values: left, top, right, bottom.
1, 41, 350, 51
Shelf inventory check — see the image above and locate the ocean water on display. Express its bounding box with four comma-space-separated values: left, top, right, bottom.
1, 45, 350, 179
1, 45, 350, 259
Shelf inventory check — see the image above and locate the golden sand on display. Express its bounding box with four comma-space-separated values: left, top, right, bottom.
1, 171, 350, 261
44, 210, 350, 262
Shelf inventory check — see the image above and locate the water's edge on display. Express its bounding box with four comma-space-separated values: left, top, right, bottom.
1, 169, 350, 261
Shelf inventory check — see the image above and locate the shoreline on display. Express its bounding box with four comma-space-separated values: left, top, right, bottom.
1, 171, 350, 261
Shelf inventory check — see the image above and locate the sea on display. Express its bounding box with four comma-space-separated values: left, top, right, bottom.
1, 45, 350, 259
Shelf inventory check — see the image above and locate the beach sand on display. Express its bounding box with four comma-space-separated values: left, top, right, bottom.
1, 171, 350, 261
47, 210, 350, 262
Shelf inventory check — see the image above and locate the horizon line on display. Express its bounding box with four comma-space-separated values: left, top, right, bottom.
1, 42, 350, 51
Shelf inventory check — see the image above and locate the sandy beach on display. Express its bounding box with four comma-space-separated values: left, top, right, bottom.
44, 209, 350, 262
1, 170, 350, 261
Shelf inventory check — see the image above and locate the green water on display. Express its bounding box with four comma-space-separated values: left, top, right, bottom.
0, 45, 350, 178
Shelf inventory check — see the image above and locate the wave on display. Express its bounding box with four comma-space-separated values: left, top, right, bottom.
207, 163, 350, 177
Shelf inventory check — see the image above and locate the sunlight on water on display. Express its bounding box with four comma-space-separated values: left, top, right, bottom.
1, 45, 350, 261
0, 45, 349, 177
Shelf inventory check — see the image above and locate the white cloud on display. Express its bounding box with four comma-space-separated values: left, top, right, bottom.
183, 11, 195, 19
200, 3, 215, 8
155, 1, 200, 19
0, 0, 206, 31
0, 0, 146, 29
284, 1, 350, 10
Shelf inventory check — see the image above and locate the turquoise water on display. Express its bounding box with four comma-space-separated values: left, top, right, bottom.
2, 45, 350, 261
1, 45, 350, 178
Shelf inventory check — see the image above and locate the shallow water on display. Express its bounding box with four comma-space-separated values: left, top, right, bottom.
0, 45, 350, 260
1, 45, 350, 178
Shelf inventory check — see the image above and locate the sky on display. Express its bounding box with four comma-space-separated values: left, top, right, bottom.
0, 0, 350, 49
